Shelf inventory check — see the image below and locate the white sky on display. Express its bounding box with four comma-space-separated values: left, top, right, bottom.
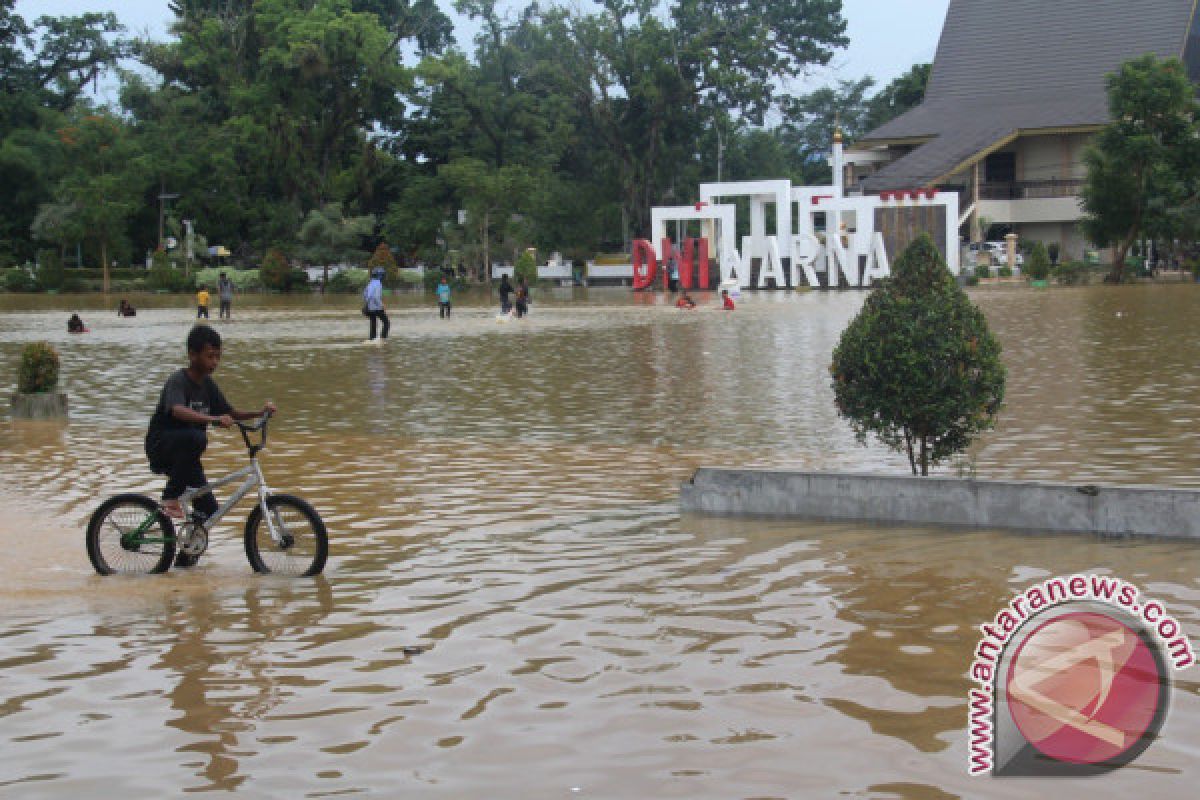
14, 0, 951, 95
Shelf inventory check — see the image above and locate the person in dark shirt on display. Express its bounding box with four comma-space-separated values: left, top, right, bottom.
144, 324, 275, 521
67, 313, 86, 333
498, 273, 513, 314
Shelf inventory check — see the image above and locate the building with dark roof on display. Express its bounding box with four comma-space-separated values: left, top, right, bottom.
845, 0, 1200, 261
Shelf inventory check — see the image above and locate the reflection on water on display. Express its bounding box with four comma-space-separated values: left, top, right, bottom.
1, 286, 1198, 797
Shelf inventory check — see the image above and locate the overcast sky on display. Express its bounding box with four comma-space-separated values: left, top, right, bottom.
15, 0, 952, 97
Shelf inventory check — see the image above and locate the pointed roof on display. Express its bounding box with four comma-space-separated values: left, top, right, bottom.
856, 0, 1199, 191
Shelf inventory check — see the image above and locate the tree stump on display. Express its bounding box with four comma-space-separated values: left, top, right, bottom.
11, 392, 68, 419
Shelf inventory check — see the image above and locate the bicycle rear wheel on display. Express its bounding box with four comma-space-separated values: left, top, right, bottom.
244, 494, 328, 577
86, 494, 176, 575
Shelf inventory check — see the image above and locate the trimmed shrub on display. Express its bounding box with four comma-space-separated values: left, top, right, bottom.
831, 233, 1006, 476
18, 342, 60, 393
974, 263, 991, 280
997, 265, 1013, 278
1026, 242, 1051, 281
515, 250, 537, 285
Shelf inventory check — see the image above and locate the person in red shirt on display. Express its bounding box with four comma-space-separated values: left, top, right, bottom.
721, 289, 735, 310
675, 291, 696, 309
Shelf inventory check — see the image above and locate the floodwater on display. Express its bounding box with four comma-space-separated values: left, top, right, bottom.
0, 285, 1198, 798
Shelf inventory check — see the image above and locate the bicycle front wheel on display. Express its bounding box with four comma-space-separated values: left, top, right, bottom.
244, 494, 328, 576
86, 494, 176, 575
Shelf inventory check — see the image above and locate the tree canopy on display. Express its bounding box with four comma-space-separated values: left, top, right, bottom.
1081, 55, 1200, 282
0, 0, 936, 276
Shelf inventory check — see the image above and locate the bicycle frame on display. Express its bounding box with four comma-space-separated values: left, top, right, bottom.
174, 415, 284, 545
178, 461, 279, 539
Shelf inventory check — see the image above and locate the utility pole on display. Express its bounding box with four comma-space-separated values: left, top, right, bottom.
158, 186, 180, 251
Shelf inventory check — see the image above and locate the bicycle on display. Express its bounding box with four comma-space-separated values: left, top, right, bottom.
86, 413, 328, 577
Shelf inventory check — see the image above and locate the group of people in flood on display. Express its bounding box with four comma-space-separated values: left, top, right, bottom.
360, 269, 537, 342
496, 274, 530, 318
196, 273, 235, 320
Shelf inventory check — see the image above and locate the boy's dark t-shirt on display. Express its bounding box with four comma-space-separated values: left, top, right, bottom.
144, 369, 232, 472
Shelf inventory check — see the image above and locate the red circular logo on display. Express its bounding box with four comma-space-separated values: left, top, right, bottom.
1005, 611, 1165, 766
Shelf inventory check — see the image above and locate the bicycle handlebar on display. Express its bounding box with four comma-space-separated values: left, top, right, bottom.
236, 410, 273, 453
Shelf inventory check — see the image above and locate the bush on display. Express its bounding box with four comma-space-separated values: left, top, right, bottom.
830, 233, 1006, 476
38, 250, 64, 290
997, 265, 1013, 278
147, 250, 195, 292
17, 342, 60, 393
1026, 241, 1051, 281
974, 263, 991, 280
327, 268, 369, 293
1053, 261, 1087, 285
2, 268, 39, 292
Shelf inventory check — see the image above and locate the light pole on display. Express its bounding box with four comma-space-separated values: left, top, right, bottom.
158, 189, 180, 251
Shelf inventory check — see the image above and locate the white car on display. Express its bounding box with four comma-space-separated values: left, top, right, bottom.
971, 241, 1024, 267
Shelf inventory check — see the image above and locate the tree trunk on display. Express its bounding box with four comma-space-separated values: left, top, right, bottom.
905, 429, 917, 476
919, 437, 929, 477
101, 241, 110, 293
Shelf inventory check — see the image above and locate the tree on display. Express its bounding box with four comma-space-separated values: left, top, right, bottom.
438, 157, 535, 280
1081, 55, 1200, 282
558, 0, 848, 238
830, 234, 1006, 476
297, 203, 375, 287
367, 241, 399, 285
865, 63, 931, 130
259, 247, 291, 290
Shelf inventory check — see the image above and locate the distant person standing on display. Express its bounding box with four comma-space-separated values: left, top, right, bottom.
498, 273, 513, 314
362, 267, 389, 343
196, 285, 210, 319
437, 276, 452, 318
217, 272, 234, 319
514, 276, 530, 319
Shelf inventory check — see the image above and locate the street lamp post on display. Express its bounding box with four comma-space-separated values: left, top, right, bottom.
158, 189, 180, 251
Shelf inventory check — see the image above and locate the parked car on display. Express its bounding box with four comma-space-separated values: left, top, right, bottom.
970, 241, 1024, 267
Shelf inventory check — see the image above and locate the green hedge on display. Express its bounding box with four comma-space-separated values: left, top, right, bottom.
1, 268, 39, 292
328, 268, 369, 293
193, 267, 262, 291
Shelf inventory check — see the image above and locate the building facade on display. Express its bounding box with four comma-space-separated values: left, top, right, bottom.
846, 0, 1200, 261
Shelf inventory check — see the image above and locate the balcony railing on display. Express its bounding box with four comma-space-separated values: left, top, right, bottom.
979, 179, 1084, 200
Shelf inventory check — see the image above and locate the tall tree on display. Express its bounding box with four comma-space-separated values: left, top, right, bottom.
1081, 55, 1200, 282
558, 0, 848, 239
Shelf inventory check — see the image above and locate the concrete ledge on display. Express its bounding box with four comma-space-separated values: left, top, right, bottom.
680, 468, 1200, 540
11, 391, 68, 419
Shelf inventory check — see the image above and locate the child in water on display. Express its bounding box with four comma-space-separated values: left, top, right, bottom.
721, 289, 735, 310
67, 313, 87, 333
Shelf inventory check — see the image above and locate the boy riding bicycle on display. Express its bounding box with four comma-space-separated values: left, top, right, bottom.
145, 325, 275, 521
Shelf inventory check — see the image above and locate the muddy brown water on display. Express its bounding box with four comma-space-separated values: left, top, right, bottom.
1, 286, 1198, 798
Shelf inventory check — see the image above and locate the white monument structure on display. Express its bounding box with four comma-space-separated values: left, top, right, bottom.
637, 133, 961, 290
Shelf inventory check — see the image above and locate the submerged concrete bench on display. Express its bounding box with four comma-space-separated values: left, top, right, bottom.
680, 468, 1200, 540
